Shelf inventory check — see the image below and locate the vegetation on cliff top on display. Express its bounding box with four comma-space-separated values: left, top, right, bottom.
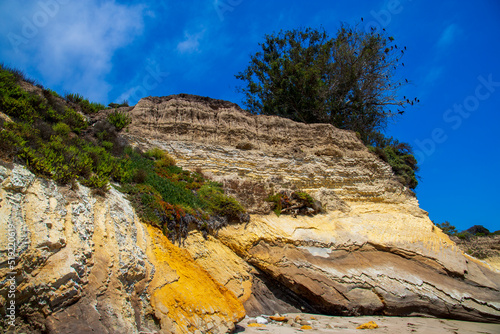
0, 64, 246, 243
437, 221, 500, 238
435, 221, 500, 259
236, 24, 419, 189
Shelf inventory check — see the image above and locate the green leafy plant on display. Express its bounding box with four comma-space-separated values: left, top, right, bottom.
107, 110, 131, 131
53, 122, 71, 137
0, 65, 247, 245
118, 148, 246, 243
236, 24, 420, 189
457, 232, 472, 241
435, 221, 458, 236
369, 137, 419, 189
145, 147, 166, 160
236, 24, 417, 138
266, 193, 284, 216
198, 182, 246, 220
65, 92, 105, 113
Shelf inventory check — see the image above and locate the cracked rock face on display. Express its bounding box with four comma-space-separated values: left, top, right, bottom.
0, 162, 244, 333
126, 95, 500, 323
125, 95, 414, 208
216, 212, 500, 322
2, 93, 499, 333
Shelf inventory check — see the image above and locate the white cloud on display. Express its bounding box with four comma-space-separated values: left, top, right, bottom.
177, 30, 205, 54
437, 24, 459, 49
0, 0, 145, 102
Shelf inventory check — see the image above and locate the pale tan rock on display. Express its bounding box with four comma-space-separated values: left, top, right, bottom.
2, 92, 500, 333
214, 210, 500, 321
122, 95, 500, 323
125, 94, 414, 208
0, 163, 244, 333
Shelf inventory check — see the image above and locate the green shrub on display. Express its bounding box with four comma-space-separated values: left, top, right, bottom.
457, 232, 472, 241
198, 182, 245, 220
266, 193, 283, 216
145, 147, 166, 160
46, 89, 60, 98
133, 169, 148, 183
65, 93, 85, 103
435, 221, 457, 236
369, 142, 418, 189
0, 70, 39, 122
65, 92, 105, 114
63, 108, 87, 133
81, 173, 109, 190
107, 110, 131, 130
294, 191, 314, 206
101, 141, 113, 151
1, 66, 248, 245
81, 100, 105, 114
0, 63, 38, 85
53, 122, 71, 137
155, 153, 176, 169
147, 173, 203, 209
0, 122, 29, 158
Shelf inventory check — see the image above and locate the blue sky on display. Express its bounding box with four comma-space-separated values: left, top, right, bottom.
1, 0, 499, 232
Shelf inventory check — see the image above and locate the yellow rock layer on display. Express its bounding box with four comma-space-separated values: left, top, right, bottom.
183, 232, 254, 303
485, 257, 500, 272
146, 226, 246, 334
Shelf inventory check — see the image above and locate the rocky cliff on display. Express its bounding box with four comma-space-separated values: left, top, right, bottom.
1, 94, 500, 333
0, 162, 244, 333
124, 94, 500, 322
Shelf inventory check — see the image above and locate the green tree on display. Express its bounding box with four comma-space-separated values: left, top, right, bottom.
369, 136, 419, 189
236, 24, 420, 189
236, 24, 416, 145
436, 221, 458, 236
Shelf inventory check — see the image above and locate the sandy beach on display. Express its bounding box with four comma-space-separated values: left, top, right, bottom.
235, 313, 500, 334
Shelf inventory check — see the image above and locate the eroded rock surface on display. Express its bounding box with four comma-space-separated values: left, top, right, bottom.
125, 94, 412, 208
2, 93, 499, 334
0, 162, 244, 333
125, 95, 500, 323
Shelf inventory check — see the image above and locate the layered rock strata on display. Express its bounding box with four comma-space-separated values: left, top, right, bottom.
124, 94, 500, 323
0, 162, 244, 333
1, 92, 499, 334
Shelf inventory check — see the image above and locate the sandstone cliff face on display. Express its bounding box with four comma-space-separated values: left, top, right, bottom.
0, 162, 244, 333
124, 94, 500, 323
125, 95, 412, 206
2, 93, 500, 333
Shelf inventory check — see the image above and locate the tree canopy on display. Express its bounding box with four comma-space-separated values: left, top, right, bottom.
236, 24, 420, 189
236, 24, 417, 145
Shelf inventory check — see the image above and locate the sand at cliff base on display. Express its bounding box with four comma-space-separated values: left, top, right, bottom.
236, 313, 500, 334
